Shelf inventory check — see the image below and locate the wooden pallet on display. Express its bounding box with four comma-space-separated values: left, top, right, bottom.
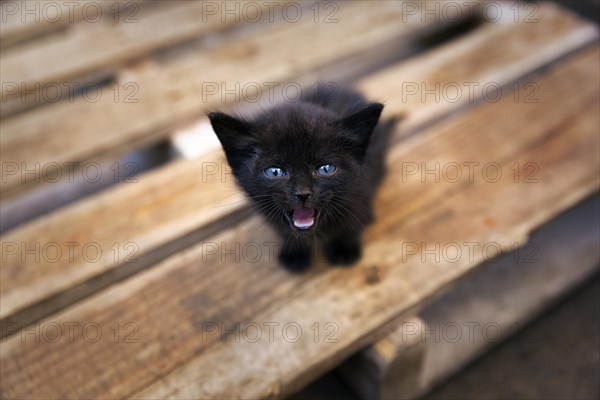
339, 194, 600, 399
1, 1, 598, 399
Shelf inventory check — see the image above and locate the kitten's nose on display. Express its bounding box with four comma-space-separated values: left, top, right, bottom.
294, 193, 311, 203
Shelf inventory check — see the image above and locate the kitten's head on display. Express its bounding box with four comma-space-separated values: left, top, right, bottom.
209, 102, 383, 235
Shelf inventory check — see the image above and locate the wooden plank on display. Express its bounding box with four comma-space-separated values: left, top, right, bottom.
0, 1, 540, 199
417, 194, 600, 394
0, 1, 146, 49
0, 0, 286, 117
357, 2, 600, 134
1, 2, 595, 324
339, 194, 600, 399
0, 143, 173, 233
1, 45, 597, 399
0, 150, 247, 321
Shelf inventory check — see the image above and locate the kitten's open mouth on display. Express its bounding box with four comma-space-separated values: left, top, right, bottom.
287, 206, 318, 230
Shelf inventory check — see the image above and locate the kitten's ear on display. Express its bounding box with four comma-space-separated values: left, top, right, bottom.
339, 103, 384, 162
208, 112, 254, 150
208, 112, 257, 170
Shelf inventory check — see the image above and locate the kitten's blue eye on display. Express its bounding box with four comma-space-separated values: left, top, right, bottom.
264, 167, 287, 178
316, 164, 337, 176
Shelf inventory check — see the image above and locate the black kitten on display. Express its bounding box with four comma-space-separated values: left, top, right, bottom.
209, 85, 392, 271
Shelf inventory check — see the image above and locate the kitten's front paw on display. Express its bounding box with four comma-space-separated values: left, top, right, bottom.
278, 246, 311, 272
326, 239, 361, 266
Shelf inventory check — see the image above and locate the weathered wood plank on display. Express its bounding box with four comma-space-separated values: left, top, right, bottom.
417, 194, 600, 395
0, 149, 248, 320
339, 194, 600, 400
1, 3, 595, 323
0, 1, 146, 49
0, 0, 286, 117
357, 2, 599, 133
1, 45, 597, 399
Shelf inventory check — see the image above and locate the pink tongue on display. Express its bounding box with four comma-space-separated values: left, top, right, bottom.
293, 206, 315, 228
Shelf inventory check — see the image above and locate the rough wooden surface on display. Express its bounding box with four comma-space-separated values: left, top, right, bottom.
0, 1, 285, 117
0, 0, 453, 199
0, 1, 147, 49
339, 194, 600, 400
417, 194, 600, 394
357, 2, 599, 134
2, 3, 595, 324
1, 45, 597, 399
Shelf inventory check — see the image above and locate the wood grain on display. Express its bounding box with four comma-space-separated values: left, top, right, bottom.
358, 2, 600, 134
1, 45, 597, 399
339, 194, 600, 400
0, 1, 287, 116
0, 1, 147, 49
417, 194, 600, 394
1, 3, 595, 324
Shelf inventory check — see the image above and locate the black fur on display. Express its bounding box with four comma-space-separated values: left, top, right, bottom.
209, 85, 395, 271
